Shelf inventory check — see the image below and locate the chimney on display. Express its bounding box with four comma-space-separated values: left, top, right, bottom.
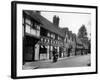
53, 15, 59, 27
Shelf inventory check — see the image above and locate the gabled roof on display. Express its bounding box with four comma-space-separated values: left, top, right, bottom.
24, 10, 65, 37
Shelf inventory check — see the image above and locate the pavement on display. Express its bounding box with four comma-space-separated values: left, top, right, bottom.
23, 54, 91, 70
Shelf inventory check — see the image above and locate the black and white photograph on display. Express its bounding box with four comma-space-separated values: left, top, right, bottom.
22, 10, 91, 69
11, 1, 97, 79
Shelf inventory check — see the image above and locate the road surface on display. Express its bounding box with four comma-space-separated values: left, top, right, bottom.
23, 54, 91, 70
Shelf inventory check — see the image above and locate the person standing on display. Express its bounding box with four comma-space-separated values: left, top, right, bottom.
52, 49, 58, 62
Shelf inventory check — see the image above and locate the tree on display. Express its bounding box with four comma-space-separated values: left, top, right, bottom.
77, 25, 89, 55
78, 24, 87, 38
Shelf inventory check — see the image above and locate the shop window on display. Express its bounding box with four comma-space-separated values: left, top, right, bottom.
40, 45, 47, 53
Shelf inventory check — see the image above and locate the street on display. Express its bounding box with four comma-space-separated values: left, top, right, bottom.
23, 54, 91, 70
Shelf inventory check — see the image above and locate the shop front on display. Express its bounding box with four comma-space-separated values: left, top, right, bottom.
39, 45, 47, 60
23, 35, 40, 64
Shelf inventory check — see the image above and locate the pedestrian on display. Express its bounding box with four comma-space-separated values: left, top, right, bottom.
52, 49, 58, 62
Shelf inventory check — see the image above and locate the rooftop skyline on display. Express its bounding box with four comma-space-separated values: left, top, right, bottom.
41, 11, 91, 39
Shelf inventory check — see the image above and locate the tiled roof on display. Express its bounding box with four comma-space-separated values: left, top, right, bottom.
24, 10, 65, 37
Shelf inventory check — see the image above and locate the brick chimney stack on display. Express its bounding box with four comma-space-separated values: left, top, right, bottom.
53, 15, 59, 27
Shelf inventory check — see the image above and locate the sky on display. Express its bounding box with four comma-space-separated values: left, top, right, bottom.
41, 11, 91, 38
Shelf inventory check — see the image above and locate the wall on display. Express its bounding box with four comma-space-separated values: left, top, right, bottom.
0, 0, 99, 80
